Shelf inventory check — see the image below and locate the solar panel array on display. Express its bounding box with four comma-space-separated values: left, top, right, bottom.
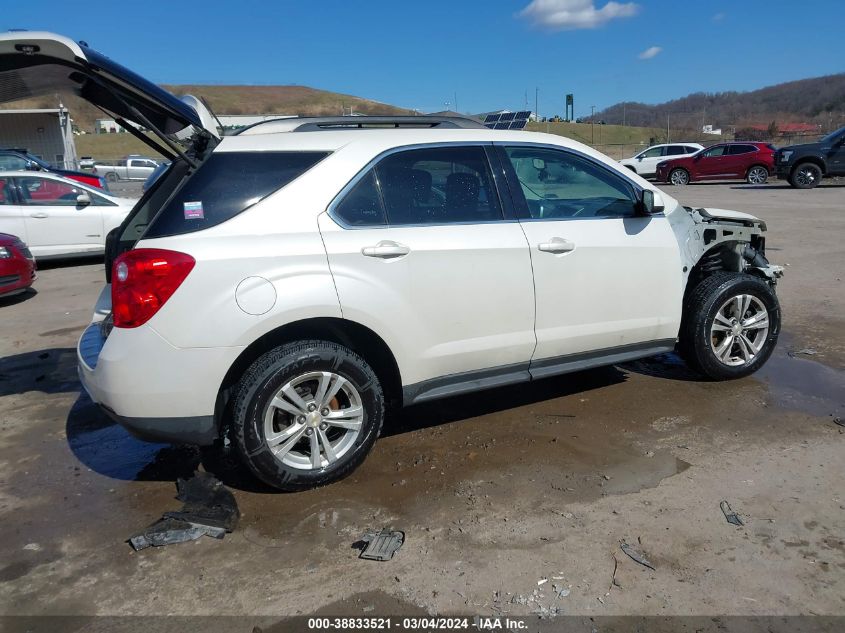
484, 111, 531, 130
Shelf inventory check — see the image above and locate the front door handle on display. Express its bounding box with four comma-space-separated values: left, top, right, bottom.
29, 212, 49, 219
537, 237, 575, 254
361, 240, 410, 259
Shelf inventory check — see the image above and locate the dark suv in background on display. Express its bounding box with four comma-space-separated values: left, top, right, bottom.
0, 148, 108, 190
774, 126, 845, 188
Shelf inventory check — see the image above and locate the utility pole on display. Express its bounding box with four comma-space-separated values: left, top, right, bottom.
591, 105, 596, 144
623, 103, 626, 127
667, 112, 671, 143
454, 92, 458, 113
535, 87, 539, 121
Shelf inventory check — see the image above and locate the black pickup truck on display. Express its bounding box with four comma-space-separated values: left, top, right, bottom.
774, 126, 845, 188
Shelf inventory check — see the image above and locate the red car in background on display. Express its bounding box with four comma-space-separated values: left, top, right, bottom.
0, 232, 36, 298
655, 142, 776, 185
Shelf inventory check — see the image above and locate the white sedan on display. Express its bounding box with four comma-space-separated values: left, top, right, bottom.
619, 143, 704, 177
0, 171, 136, 258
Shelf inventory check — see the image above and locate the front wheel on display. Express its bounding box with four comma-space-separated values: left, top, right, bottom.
746, 165, 768, 184
669, 168, 690, 186
232, 340, 384, 491
679, 273, 780, 380
789, 162, 822, 189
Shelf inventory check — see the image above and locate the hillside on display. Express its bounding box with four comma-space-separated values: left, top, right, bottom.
11, 84, 412, 132
594, 73, 845, 132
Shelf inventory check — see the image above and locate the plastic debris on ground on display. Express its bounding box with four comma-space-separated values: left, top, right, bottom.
129, 472, 240, 551
620, 539, 656, 570
720, 500, 744, 526
355, 529, 405, 561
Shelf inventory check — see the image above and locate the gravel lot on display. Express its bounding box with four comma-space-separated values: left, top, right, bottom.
0, 181, 842, 623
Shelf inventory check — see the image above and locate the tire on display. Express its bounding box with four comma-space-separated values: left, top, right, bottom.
679, 272, 780, 380
789, 162, 823, 189
746, 165, 768, 184
232, 340, 384, 491
105, 172, 118, 183
669, 168, 690, 186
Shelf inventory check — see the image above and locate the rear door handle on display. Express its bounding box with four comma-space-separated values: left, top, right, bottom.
29, 212, 49, 219
537, 237, 575, 253
361, 240, 410, 259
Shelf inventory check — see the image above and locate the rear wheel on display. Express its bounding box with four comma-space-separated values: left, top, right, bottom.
746, 165, 768, 184
232, 340, 384, 491
669, 168, 690, 186
789, 162, 822, 189
679, 273, 780, 380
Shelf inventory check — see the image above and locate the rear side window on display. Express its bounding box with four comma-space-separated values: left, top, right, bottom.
729, 144, 757, 155
143, 151, 328, 238
665, 145, 687, 156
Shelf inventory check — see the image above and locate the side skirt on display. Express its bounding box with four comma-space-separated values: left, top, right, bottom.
402, 339, 677, 406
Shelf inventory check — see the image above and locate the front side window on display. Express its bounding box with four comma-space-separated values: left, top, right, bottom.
333, 145, 503, 227
640, 147, 665, 159
503, 147, 638, 219
16, 177, 91, 206
702, 146, 726, 158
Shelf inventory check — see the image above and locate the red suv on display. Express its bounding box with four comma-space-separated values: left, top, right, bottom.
656, 142, 776, 185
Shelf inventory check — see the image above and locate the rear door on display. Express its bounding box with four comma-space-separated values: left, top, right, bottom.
728, 144, 758, 177
496, 144, 682, 372
319, 144, 536, 400
15, 175, 104, 256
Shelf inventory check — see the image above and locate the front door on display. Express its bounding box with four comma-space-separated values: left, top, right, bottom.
15, 176, 104, 257
496, 145, 683, 372
695, 144, 730, 179
319, 144, 536, 399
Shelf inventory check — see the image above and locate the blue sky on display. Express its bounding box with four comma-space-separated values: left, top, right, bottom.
6, 1, 845, 117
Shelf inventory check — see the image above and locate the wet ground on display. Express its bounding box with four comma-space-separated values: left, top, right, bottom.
0, 182, 843, 620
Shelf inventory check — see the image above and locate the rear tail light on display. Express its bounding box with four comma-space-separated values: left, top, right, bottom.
111, 249, 195, 328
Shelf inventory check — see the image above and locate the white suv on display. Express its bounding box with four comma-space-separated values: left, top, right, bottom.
1, 33, 784, 490
620, 143, 704, 177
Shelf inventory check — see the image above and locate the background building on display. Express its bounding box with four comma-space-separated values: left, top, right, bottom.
0, 107, 78, 168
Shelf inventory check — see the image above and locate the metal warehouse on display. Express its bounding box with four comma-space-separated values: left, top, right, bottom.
0, 107, 78, 169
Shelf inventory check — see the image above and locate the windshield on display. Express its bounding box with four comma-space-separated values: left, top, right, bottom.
28, 154, 52, 169
820, 126, 845, 144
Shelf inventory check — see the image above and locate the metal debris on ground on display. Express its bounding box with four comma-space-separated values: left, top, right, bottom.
833, 417, 844, 427
788, 348, 818, 357
720, 500, 744, 526
129, 472, 240, 551
620, 539, 656, 570
355, 529, 405, 561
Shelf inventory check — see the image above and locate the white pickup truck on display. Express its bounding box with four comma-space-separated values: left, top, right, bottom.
93, 156, 160, 182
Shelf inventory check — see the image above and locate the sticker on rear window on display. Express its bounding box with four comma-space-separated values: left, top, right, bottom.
183, 201, 204, 219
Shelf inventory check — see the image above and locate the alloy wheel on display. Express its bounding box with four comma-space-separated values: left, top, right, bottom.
670, 169, 689, 185
709, 294, 770, 367
747, 166, 767, 184
262, 371, 364, 470
795, 166, 820, 187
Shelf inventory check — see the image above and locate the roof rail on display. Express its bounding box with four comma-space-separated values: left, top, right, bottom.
234, 115, 486, 135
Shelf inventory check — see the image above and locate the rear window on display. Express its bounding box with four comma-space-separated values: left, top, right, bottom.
143, 151, 328, 238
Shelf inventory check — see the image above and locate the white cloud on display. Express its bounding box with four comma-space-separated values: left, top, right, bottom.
712, 12, 725, 21
637, 45, 662, 60
519, 0, 640, 31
